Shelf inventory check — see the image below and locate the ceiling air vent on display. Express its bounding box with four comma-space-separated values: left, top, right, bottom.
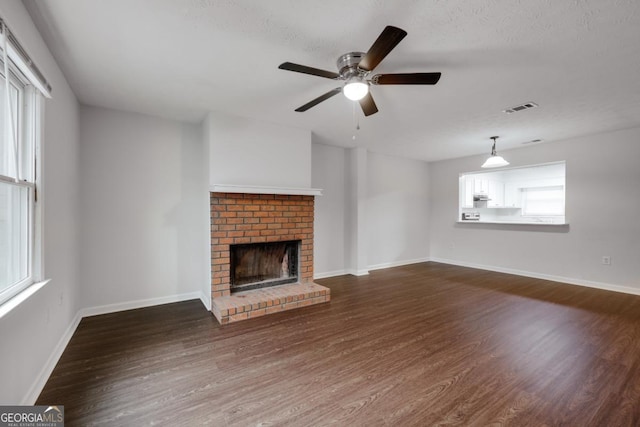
503, 102, 538, 114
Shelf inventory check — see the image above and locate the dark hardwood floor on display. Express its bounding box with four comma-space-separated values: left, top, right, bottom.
37, 262, 640, 426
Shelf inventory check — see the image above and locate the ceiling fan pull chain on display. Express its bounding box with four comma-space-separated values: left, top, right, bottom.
352, 102, 357, 140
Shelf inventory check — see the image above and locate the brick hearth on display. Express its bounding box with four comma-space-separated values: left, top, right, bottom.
211, 282, 329, 324
210, 192, 330, 323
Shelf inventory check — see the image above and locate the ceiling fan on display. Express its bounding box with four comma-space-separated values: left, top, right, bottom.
278, 26, 441, 117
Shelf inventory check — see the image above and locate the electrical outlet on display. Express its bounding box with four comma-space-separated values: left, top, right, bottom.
602, 256, 611, 265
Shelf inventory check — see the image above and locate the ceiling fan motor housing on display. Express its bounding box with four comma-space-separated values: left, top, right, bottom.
337, 52, 366, 79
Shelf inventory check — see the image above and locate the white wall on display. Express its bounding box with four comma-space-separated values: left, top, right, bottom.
311, 143, 431, 276
208, 111, 312, 188
201, 114, 212, 310
311, 142, 346, 277
366, 151, 430, 269
79, 106, 206, 310
429, 127, 640, 292
0, 0, 80, 404
345, 147, 369, 275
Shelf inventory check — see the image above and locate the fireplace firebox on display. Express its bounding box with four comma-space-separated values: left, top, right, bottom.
230, 240, 300, 292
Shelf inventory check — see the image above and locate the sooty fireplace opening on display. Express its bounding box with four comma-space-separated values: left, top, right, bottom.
230, 240, 300, 292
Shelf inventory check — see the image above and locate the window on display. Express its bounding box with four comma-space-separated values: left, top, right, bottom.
521, 186, 565, 216
0, 63, 39, 304
0, 19, 50, 307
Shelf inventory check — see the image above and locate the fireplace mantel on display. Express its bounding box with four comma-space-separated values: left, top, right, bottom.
210, 184, 322, 196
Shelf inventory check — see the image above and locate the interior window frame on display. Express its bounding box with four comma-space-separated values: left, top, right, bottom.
0, 59, 39, 306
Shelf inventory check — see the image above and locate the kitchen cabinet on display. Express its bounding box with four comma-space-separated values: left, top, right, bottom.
504, 183, 521, 207
487, 180, 504, 207
462, 178, 474, 208
473, 178, 489, 194
464, 177, 504, 207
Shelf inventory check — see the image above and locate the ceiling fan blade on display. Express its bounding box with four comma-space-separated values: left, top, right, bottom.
279, 62, 340, 79
371, 72, 442, 85
358, 26, 407, 72
359, 92, 378, 116
294, 87, 342, 112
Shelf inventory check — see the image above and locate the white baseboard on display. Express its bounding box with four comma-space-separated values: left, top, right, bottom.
314, 258, 431, 279
346, 269, 370, 276
314, 269, 348, 279
199, 291, 211, 311
21, 310, 82, 405
79, 292, 203, 318
318, 269, 369, 277
430, 257, 640, 296
368, 257, 430, 272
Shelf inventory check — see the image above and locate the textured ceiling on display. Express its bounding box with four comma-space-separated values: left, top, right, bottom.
24, 0, 640, 161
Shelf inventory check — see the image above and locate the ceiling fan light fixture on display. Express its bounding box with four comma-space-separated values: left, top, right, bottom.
343, 77, 369, 101
481, 136, 509, 168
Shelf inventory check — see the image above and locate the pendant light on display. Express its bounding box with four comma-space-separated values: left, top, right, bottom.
481, 136, 509, 168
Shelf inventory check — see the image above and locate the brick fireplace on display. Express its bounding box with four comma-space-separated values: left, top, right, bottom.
210, 192, 330, 324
